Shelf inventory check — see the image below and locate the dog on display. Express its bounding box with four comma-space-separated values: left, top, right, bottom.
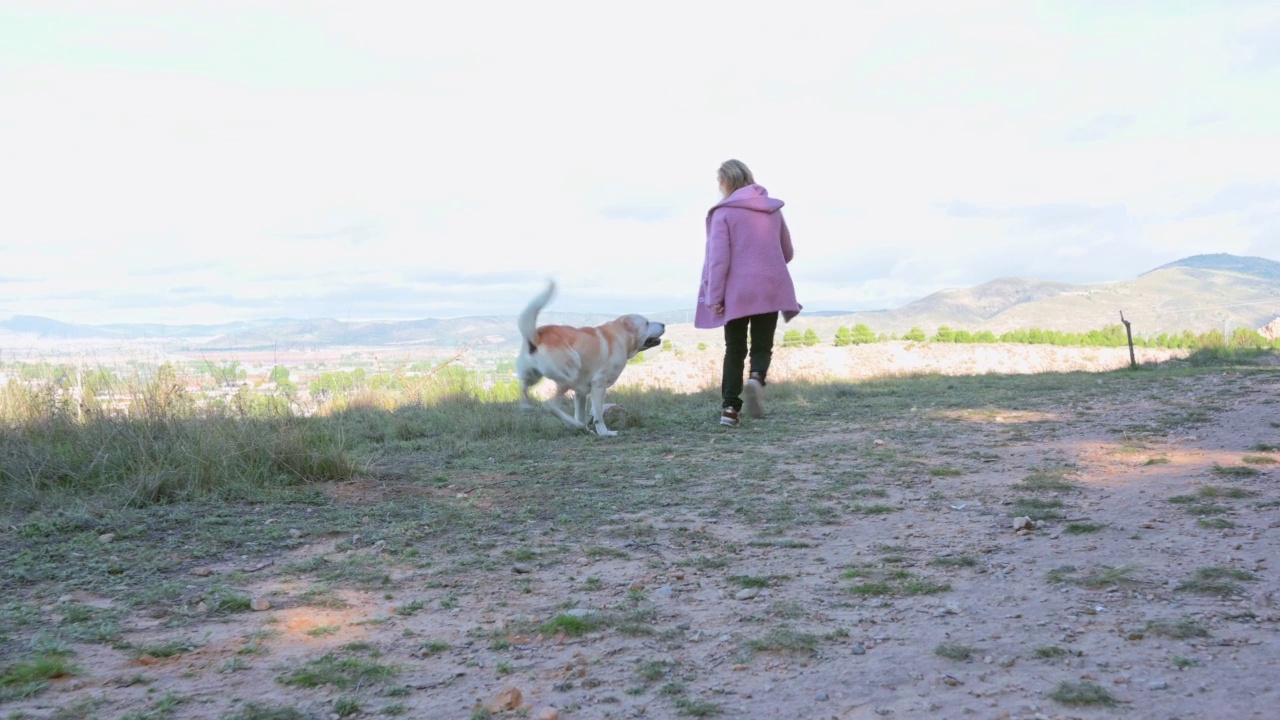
516, 280, 664, 436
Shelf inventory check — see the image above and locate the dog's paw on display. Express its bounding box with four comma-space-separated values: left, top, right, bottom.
594, 426, 618, 437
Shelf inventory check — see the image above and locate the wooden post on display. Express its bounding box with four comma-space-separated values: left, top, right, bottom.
1119, 311, 1136, 369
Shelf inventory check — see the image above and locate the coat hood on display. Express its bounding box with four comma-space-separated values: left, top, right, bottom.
710, 184, 784, 215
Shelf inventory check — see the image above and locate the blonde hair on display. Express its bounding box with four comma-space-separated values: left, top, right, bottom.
717, 159, 755, 195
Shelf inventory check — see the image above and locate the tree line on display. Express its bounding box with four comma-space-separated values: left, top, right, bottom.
777, 323, 1280, 350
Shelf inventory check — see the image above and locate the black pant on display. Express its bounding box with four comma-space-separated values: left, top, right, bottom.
722, 312, 778, 411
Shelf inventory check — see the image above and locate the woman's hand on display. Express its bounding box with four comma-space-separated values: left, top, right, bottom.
711, 303, 724, 316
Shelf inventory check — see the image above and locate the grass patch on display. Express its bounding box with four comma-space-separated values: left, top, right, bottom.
540, 613, 603, 637
1176, 566, 1258, 596
934, 643, 973, 661
1046, 565, 1138, 589
673, 697, 722, 717
1009, 497, 1067, 520
853, 503, 899, 515
726, 575, 788, 589
1251, 443, 1279, 452
844, 567, 950, 597
930, 555, 978, 568
222, 702, 312, 720
1145, 618, 1210, 640
928, 466, 964, 477
277, 654, 399, 689
1049, 680, 1117, 707
1243, 454, 1277, 465
1012, 470, 1078, 492
1197, 518, 1237, 529
1183, 503, 1231, 516
1211, 464, 1260, 479
1144, 456, 1171, 465
1063, 521, 1105, 535
741, 626, 821, 657
0, 652, 79, 702
1034, 646, 1069, 659
120, 692, 185, 720
131, 639, 199, 659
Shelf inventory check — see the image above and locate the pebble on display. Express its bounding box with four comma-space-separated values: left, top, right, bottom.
1148, 680, 1168, 690
576, 557, 590, 566
535, 708, 559, 720
816, 691, 829, 701
288, 528, 302, 538
251, 597, 271, 611
654, 585, 673, 599
851, 644, 866, 655
513, 564, 534, 574
735, 588, 759, 601
1012, 517, 1035, 531
98, 533, 115, 544
565, 608, 595, 618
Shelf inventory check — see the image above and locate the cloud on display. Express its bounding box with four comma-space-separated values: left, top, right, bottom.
1064, 113, 1136, 144
1234, 18, 1280, 71
1181, 182, 1280, 218
598, 205, 683, 223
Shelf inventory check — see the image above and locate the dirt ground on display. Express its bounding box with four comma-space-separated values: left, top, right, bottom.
4, 345, 1278, 720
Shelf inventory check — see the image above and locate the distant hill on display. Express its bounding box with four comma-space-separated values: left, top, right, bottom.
1144, 252, 1280, 281
781, 255, 1280, 340
4, 253, 1278, 350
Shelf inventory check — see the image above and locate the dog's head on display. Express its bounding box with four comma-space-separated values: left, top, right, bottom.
618, 314, 666, 355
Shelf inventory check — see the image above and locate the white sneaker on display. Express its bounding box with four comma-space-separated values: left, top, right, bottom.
744, 374, 765, 419
720, 407, 740, 427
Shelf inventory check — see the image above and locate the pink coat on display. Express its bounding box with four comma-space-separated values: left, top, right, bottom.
694, 184, 802, 329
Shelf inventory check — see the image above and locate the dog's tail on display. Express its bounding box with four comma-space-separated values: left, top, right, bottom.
518, 279, 556, 354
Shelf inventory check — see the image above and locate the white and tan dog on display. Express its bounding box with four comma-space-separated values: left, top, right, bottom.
516, 280, 664, 436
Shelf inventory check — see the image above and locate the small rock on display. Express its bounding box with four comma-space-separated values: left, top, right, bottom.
565, 608, 595, 618
1148, 680, 1168, 690
576, 557, 590, 566
735, 588, 759, 601
191, 567, 214, 577
654, 585, 673, 599
288, 528, 302, 538
873, 439, 886, 447
513, 564, 534, 574
98, 533, 115, 544
851, 644, 867, 655
195, 601, 209, 613
484, 686, 523, 713
251, 597, 271, 611
816, 691, 829, 701
629, 582, 645, 591
535, 708, 559, 720
1012, 517, 1035, 531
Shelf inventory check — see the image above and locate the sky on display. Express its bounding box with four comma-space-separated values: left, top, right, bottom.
1, 0, 1278, 326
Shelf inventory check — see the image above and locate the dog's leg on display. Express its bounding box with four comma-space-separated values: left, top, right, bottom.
573, 391, 589, 425
588, 384, 616, 437
543, 385, 588, 430
516, 358, 541, 410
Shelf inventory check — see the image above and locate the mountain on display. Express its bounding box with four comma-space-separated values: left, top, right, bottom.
781, 254, 1280, 340
1144, 252, 1280, 281
4, 254, 1278, 349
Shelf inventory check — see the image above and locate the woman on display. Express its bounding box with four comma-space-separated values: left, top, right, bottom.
695, 159, 801, 427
